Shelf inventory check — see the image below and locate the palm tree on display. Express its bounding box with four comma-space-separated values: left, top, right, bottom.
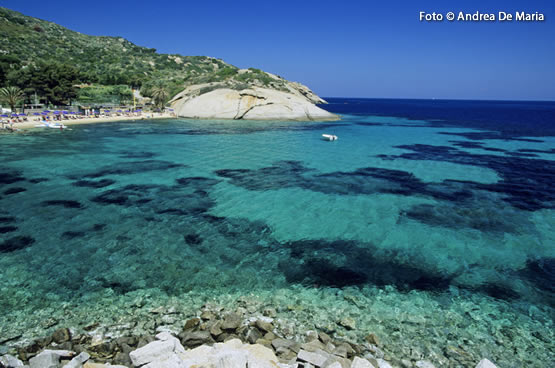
0, 86, 24, 112
150, 86, 169, 109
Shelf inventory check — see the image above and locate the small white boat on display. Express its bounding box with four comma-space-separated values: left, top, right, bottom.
35, 121, 67, 129
322, 134, 338, 141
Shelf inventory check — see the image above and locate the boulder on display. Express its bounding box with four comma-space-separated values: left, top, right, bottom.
62, 352, 90, 368
129, 332, 184, 367
180, 339, 279, 368
29, 351, 62, 368
375, 359, 393, 368
255, 320, 274, 333
272, 339, 300, 353
221, 314, 242, 331
179, 331, 214, 348
52, 328, 72, 344
351, 357, 376, 368
170, 86, 338, 122
0, 354, 24, 367
297, 350, 329, 367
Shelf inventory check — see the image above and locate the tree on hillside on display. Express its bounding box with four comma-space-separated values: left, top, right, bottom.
150, 85, 169, 108
0, 86, 24, 112
8, 62, 82, 106
0, 55, 21, 87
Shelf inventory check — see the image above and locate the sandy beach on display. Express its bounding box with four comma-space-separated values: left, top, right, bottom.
1, 112, 176, 132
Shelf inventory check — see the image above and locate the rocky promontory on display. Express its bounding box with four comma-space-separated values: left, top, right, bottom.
169, 70, 339, 121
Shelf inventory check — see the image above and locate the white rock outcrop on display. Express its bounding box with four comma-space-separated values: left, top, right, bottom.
169, 86, 338, 121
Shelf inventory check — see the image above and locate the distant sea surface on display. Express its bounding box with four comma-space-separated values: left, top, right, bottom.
0, 98, 553, 367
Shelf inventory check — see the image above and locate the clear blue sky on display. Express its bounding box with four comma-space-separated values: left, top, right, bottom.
3, 0, 555, 100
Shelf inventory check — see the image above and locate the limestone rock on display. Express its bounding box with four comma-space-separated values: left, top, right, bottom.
475, 359, 498, 368
29, 351, 61, 368
338, 318, 356, 330
272, 339, 300, 353
300, 340, 326, 353
0, 354, 24, 367
170, 86, 338, 122
179, 330, 214, 348
62, 352, 90, 368
52, 328, 72, 344
180, 339, 278, 368
375, 359, 393, 368
255, 320, 274, 333
129, 332, 184, 367
221, 313, 242, 331
297, 350, 329, 367
364, 334, 379, 346
182, 318, 200, 331
351, 357, 376, 368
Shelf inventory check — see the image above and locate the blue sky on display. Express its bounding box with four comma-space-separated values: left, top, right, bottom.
3, 0, 555, 100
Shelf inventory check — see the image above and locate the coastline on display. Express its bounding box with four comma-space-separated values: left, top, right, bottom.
1, 113, 176, 132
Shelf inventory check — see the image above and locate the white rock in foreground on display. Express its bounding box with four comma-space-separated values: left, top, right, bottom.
129, 332, 185, 367
476, 359, 498, 368
0, 354, 24, 367
170, 86, 338, 121
180, 339, 279, 368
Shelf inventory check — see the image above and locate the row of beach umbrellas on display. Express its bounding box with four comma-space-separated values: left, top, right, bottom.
2, 108, 171, 118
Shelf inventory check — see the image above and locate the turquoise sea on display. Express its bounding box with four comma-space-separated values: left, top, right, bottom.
0, 99, 553, 367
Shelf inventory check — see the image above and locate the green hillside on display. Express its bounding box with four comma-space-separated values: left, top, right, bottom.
0, 7, 289, 106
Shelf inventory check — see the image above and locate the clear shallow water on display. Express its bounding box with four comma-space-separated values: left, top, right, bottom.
0, 99, 554, 367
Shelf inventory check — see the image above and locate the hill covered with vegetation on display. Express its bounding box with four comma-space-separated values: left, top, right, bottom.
0, 6, 299, 107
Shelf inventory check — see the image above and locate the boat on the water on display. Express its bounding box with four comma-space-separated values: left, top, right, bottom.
35, 121, 67, 129
322, 134, 338, 141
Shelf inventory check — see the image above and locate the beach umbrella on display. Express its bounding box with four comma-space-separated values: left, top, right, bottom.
1, 114, 8, 117
104, 110, 110, 112
53, 111, 60, 114
117, 110, 122, 112
43, 110, 50, 113
62, 111, 69, 114
33, 113, 40, 116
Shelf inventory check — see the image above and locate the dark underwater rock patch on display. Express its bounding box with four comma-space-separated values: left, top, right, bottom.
0, 226, 17, 233
61, 231, 86, 239
0, 235, 35, 253
520, 258, 555, 294
79, 160, 186, 179
176, 177, 221, 188
73, 178, 116, 188
90, 184, 158, 206
184, 234, 203, 245
517, 148, 555, 154
3, 187, 26, 195
0, 216, 16, 223
380, 144, 555, 211
41, 200, 84, 209
0, 170, 25, 184
280, 239, 454, 291
215, 161, 312, 191
118, 151, 157, 159
28, 178, 49, 184
92, 223, 107, 231
439, 131, 544, 142
402, 203, 524, 233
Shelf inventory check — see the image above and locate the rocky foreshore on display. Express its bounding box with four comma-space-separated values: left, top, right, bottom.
1, 305, 500, 368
